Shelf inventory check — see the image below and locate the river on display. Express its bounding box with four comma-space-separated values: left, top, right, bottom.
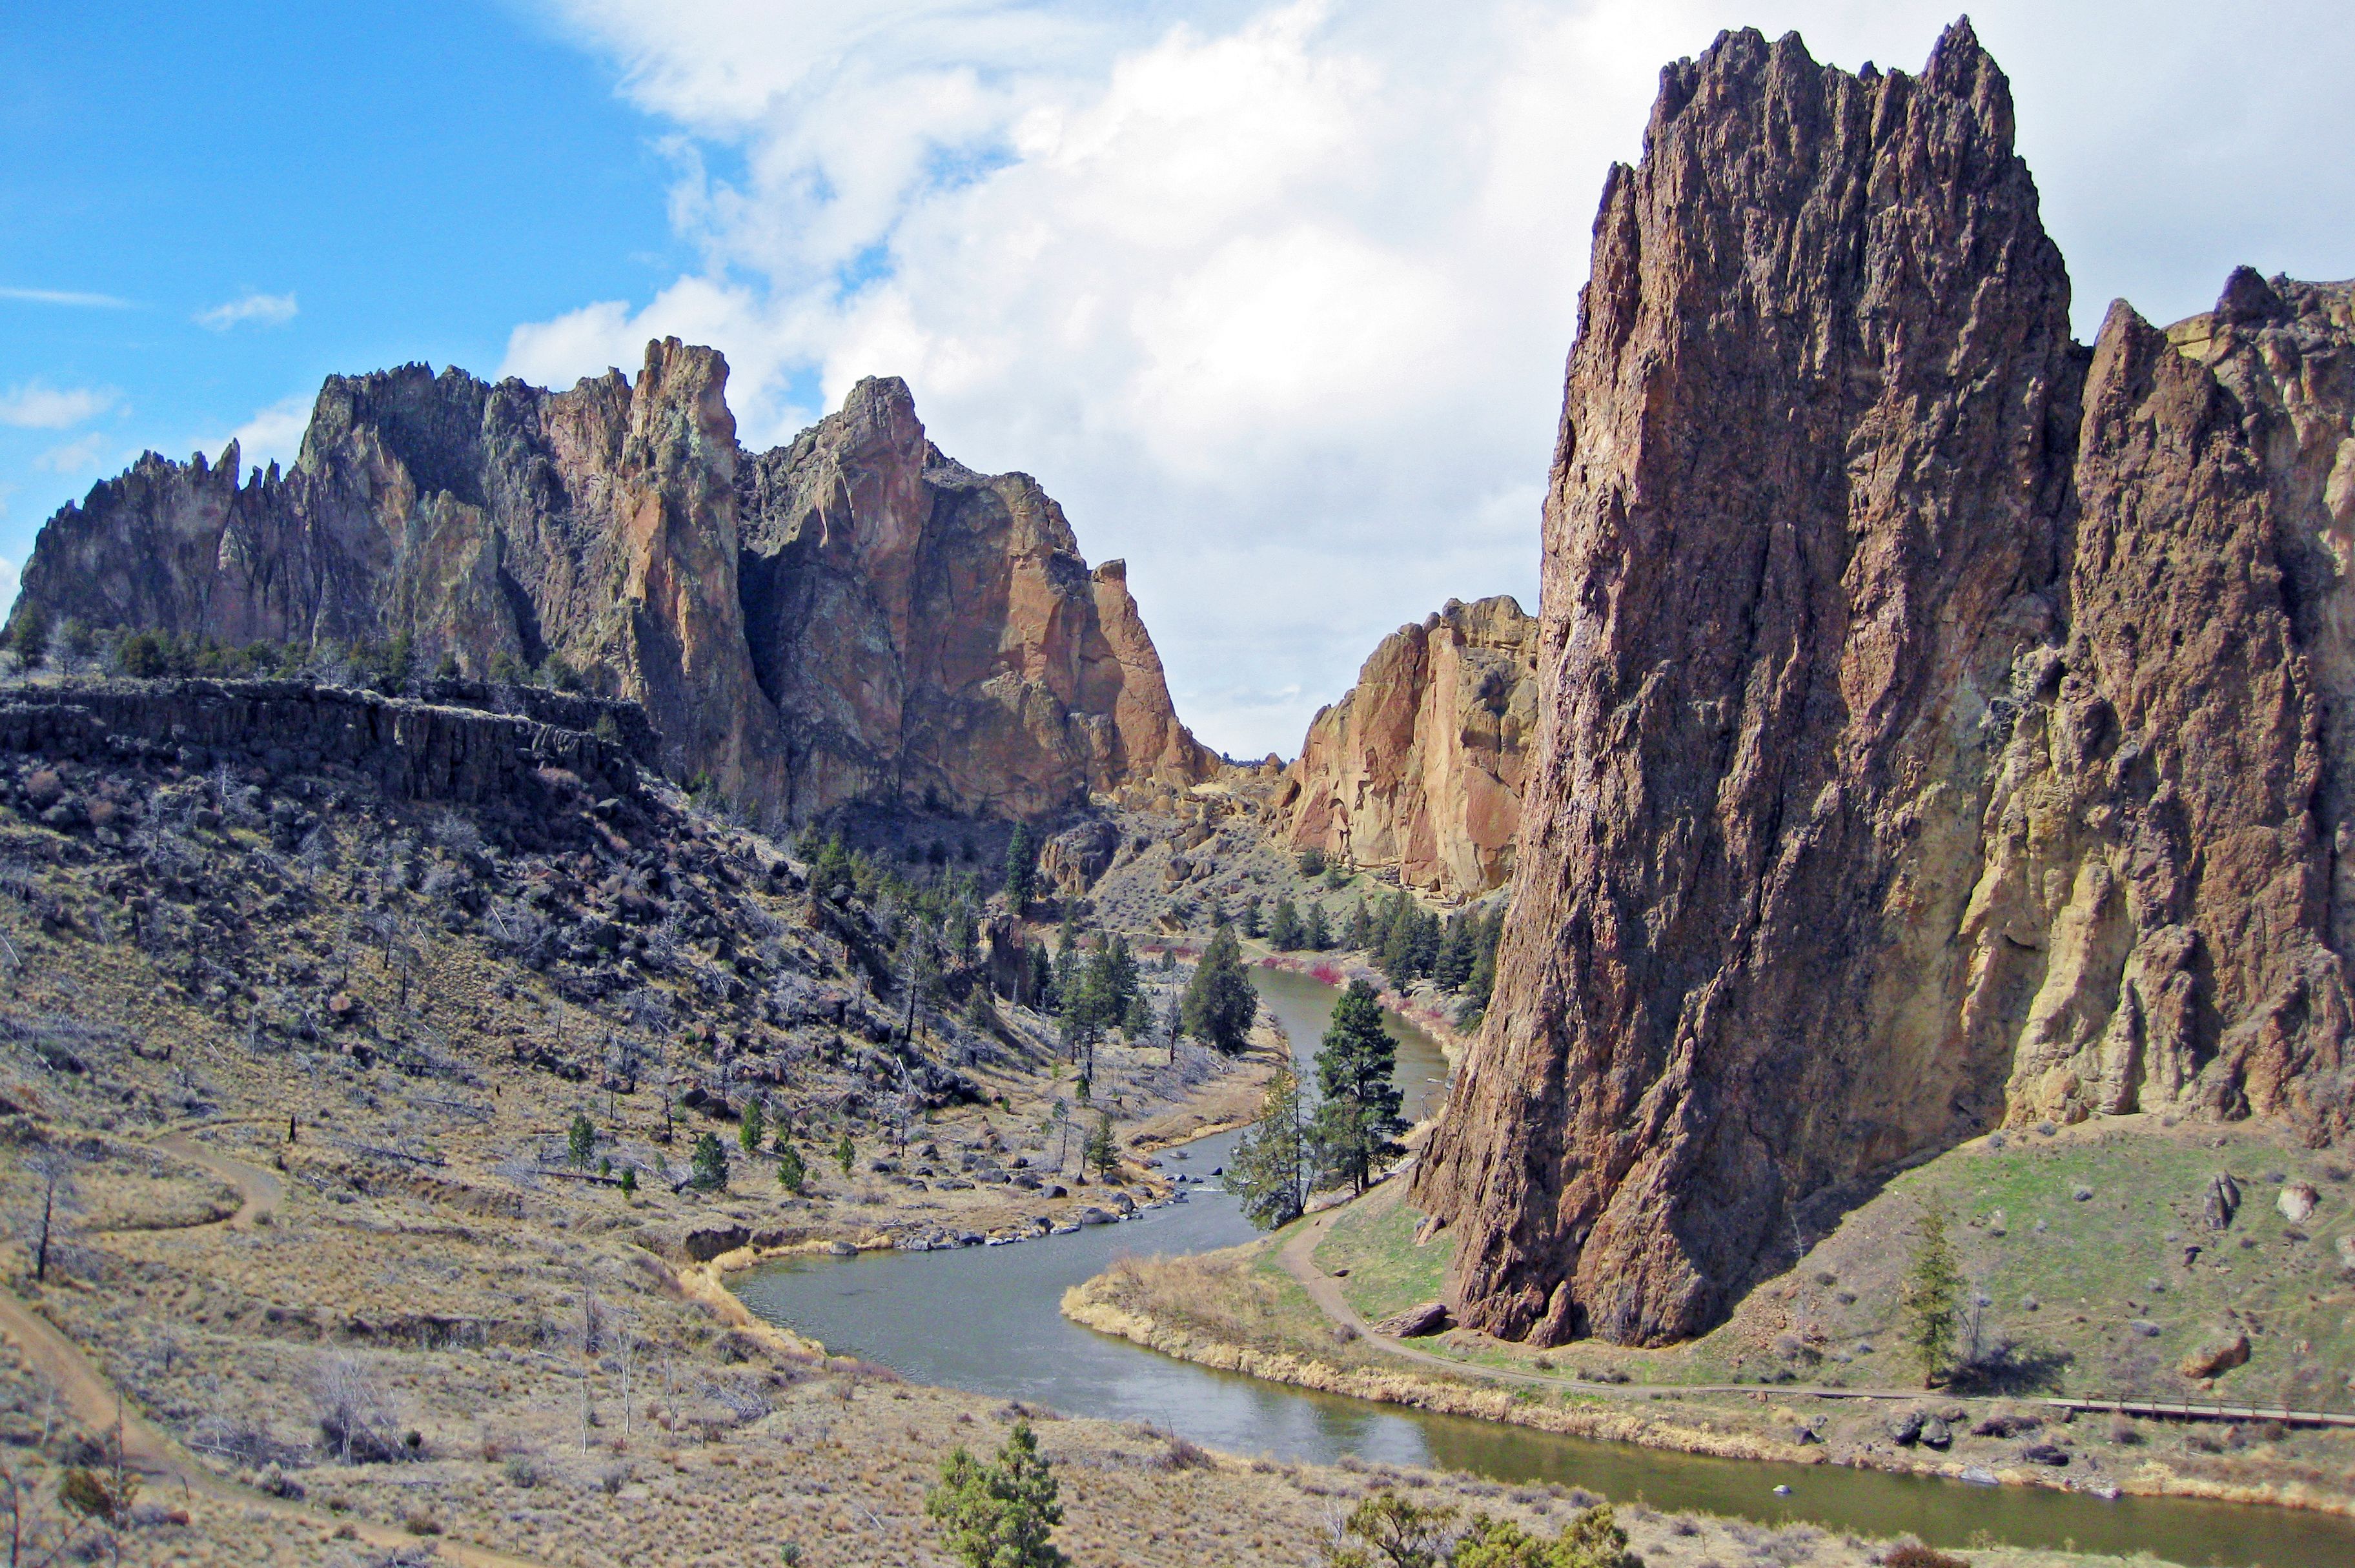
733, 966, 2355, 1567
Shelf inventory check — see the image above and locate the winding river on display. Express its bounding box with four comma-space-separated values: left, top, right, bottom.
735, 967, 2355, 1567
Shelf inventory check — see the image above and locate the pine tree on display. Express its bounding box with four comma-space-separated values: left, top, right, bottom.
1004, 824, 1037, 908
1239, 895, 1265, 939
1267, 897, 1303, 952
925, 1420, 1068, 1568
1179, 922, 1258, 1051
1228, 1066, 1313, 1229
567, 1112, 595, 1168
689, 1131, 730, 1192
1305, 902, 1333, 951
1899, 1198, 1963, 1387
1343, 898, 1373, 951
834, 1130, 856, 1178
1121, 988, 1154, 1039
1028, 944, 1057, 1013
739, 1100, 766, 1156
1434, 913, 1473, 991
1312, 981, 1403, 1195
1085, 1111, 1118, 1181
777, 1143, 807, 1195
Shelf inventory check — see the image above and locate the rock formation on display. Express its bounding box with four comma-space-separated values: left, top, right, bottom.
1274, 596, 1537, 895
12, 349, 1213, 823
1414, 21, 2355, 1347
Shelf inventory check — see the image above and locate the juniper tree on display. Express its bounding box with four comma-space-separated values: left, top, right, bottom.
777, 1143, 807, 1195
925, 1420, 1067, 1568
1179, 923, 1256, 1052
739, 1100, 767, 1156
689, 1132, 729, 1192
1003, 824, 1037, 908
567, 1113, 596, 1169
1305, 902, 1333, 951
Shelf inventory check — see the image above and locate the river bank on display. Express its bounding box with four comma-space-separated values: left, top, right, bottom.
1061, 1250, 2355, 1518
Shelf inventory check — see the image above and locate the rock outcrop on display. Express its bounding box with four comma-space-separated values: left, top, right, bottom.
1414, 21, 2355, 1347
13, 350, 1213, 824
1275, 596, 1537, 895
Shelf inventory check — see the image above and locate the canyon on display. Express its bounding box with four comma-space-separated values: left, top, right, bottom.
1414, 20, 2355, 1347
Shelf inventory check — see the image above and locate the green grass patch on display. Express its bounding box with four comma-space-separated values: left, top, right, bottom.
1313, 1186, 1453, 1323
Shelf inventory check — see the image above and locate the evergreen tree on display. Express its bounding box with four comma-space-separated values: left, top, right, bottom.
1296, 846, 1326, 877
1305, 902, 1333, 952
1179, 923, 1258, 1052
1312, 981, 1403, 1195
1377, 893, 1421, 989
776, 1143, 807, 1195
1267, 897, 1303, 952
1434, 913, 1473, 992
925, 1420, 1068, 1568
1239, 895, 1265, 939
1028, 944, 1057, 1013
567, 1112, 595, 1168
1343, 899, 1373, 951
813, 835, 856, 902
1085, 1111, 1118, 1181
1899, 1198, 1963, 1387
1121, 988, 1154, 1039
1227, 1066, 1313, 1229
618, 1166, 637, 1196
1004, 824, 1037, 908
1463, 908, 1504, 1013
739, 1100, 766, 1156
1105, 935, 1139, 1019
834, 1130, 857, 1178
689, 1131, 730, 1191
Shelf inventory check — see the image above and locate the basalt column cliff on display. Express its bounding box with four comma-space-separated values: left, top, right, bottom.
12, 348, 1213, 822
1414, 21, 2355, 1347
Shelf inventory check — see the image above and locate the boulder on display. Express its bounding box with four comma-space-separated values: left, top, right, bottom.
2277, 1182, 2318, 1223
1920, 1417, 1952, 1451
2179, 1332, 2252, 1380
1374, 1302, 1453, 1338
1884, 1411, 1924, 1446
2203, 1174, 2241, 1231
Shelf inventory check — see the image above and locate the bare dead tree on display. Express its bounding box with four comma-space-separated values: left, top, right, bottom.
25, 1150, 75, 1284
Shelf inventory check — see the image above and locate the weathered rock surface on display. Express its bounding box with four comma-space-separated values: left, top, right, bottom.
0, 678, 645, 818
1414, 21, 2355, 1347
1275, 595, 1536, 895
14, 351, 1212, 824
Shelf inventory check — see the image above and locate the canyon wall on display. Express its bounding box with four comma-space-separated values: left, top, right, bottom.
12, 349, 1213, 824
1414, 21, 2355, 1347
1274, 595, 1537, 895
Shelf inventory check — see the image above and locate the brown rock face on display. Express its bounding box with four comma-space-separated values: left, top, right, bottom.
1276, 596, 1537, 895
1413, 21, 2355, 1348
735, 377, 1214, 818
14, 351, 1212, 824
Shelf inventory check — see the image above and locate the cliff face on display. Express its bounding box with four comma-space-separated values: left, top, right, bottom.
735, 376, 1215, 819
1275, 596, 1537, 895
1413, 21, 2355, 1347
14, 350, 1212, 824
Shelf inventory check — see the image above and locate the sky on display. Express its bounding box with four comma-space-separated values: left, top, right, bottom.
5, 2, 2352, 759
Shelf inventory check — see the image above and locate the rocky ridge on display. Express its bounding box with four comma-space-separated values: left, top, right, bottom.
1272, 595, 1537, 896
12, 350, 1213, 824
1414, 21, 2355, 1347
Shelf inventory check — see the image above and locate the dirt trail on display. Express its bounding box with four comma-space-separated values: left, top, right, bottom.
1, 1130, 552, 1568
153, 1130, 284, 1230
1278, 1207, 1923, 1405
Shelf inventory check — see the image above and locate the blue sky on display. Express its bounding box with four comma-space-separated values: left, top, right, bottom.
8, 1, 2354, 757
0, 1, 684, 576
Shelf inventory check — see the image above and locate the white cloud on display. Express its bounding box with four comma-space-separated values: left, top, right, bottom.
34, 434, 107, 476
221, 396, 315, 474
0, 287, 128, 309
196, 292, 299, 331
0, 382, 119, 430
520, 0, 2355, 755
0, 557, 17, 620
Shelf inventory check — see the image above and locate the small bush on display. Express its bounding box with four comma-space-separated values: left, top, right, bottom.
1882, 1545, 1968, 1568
